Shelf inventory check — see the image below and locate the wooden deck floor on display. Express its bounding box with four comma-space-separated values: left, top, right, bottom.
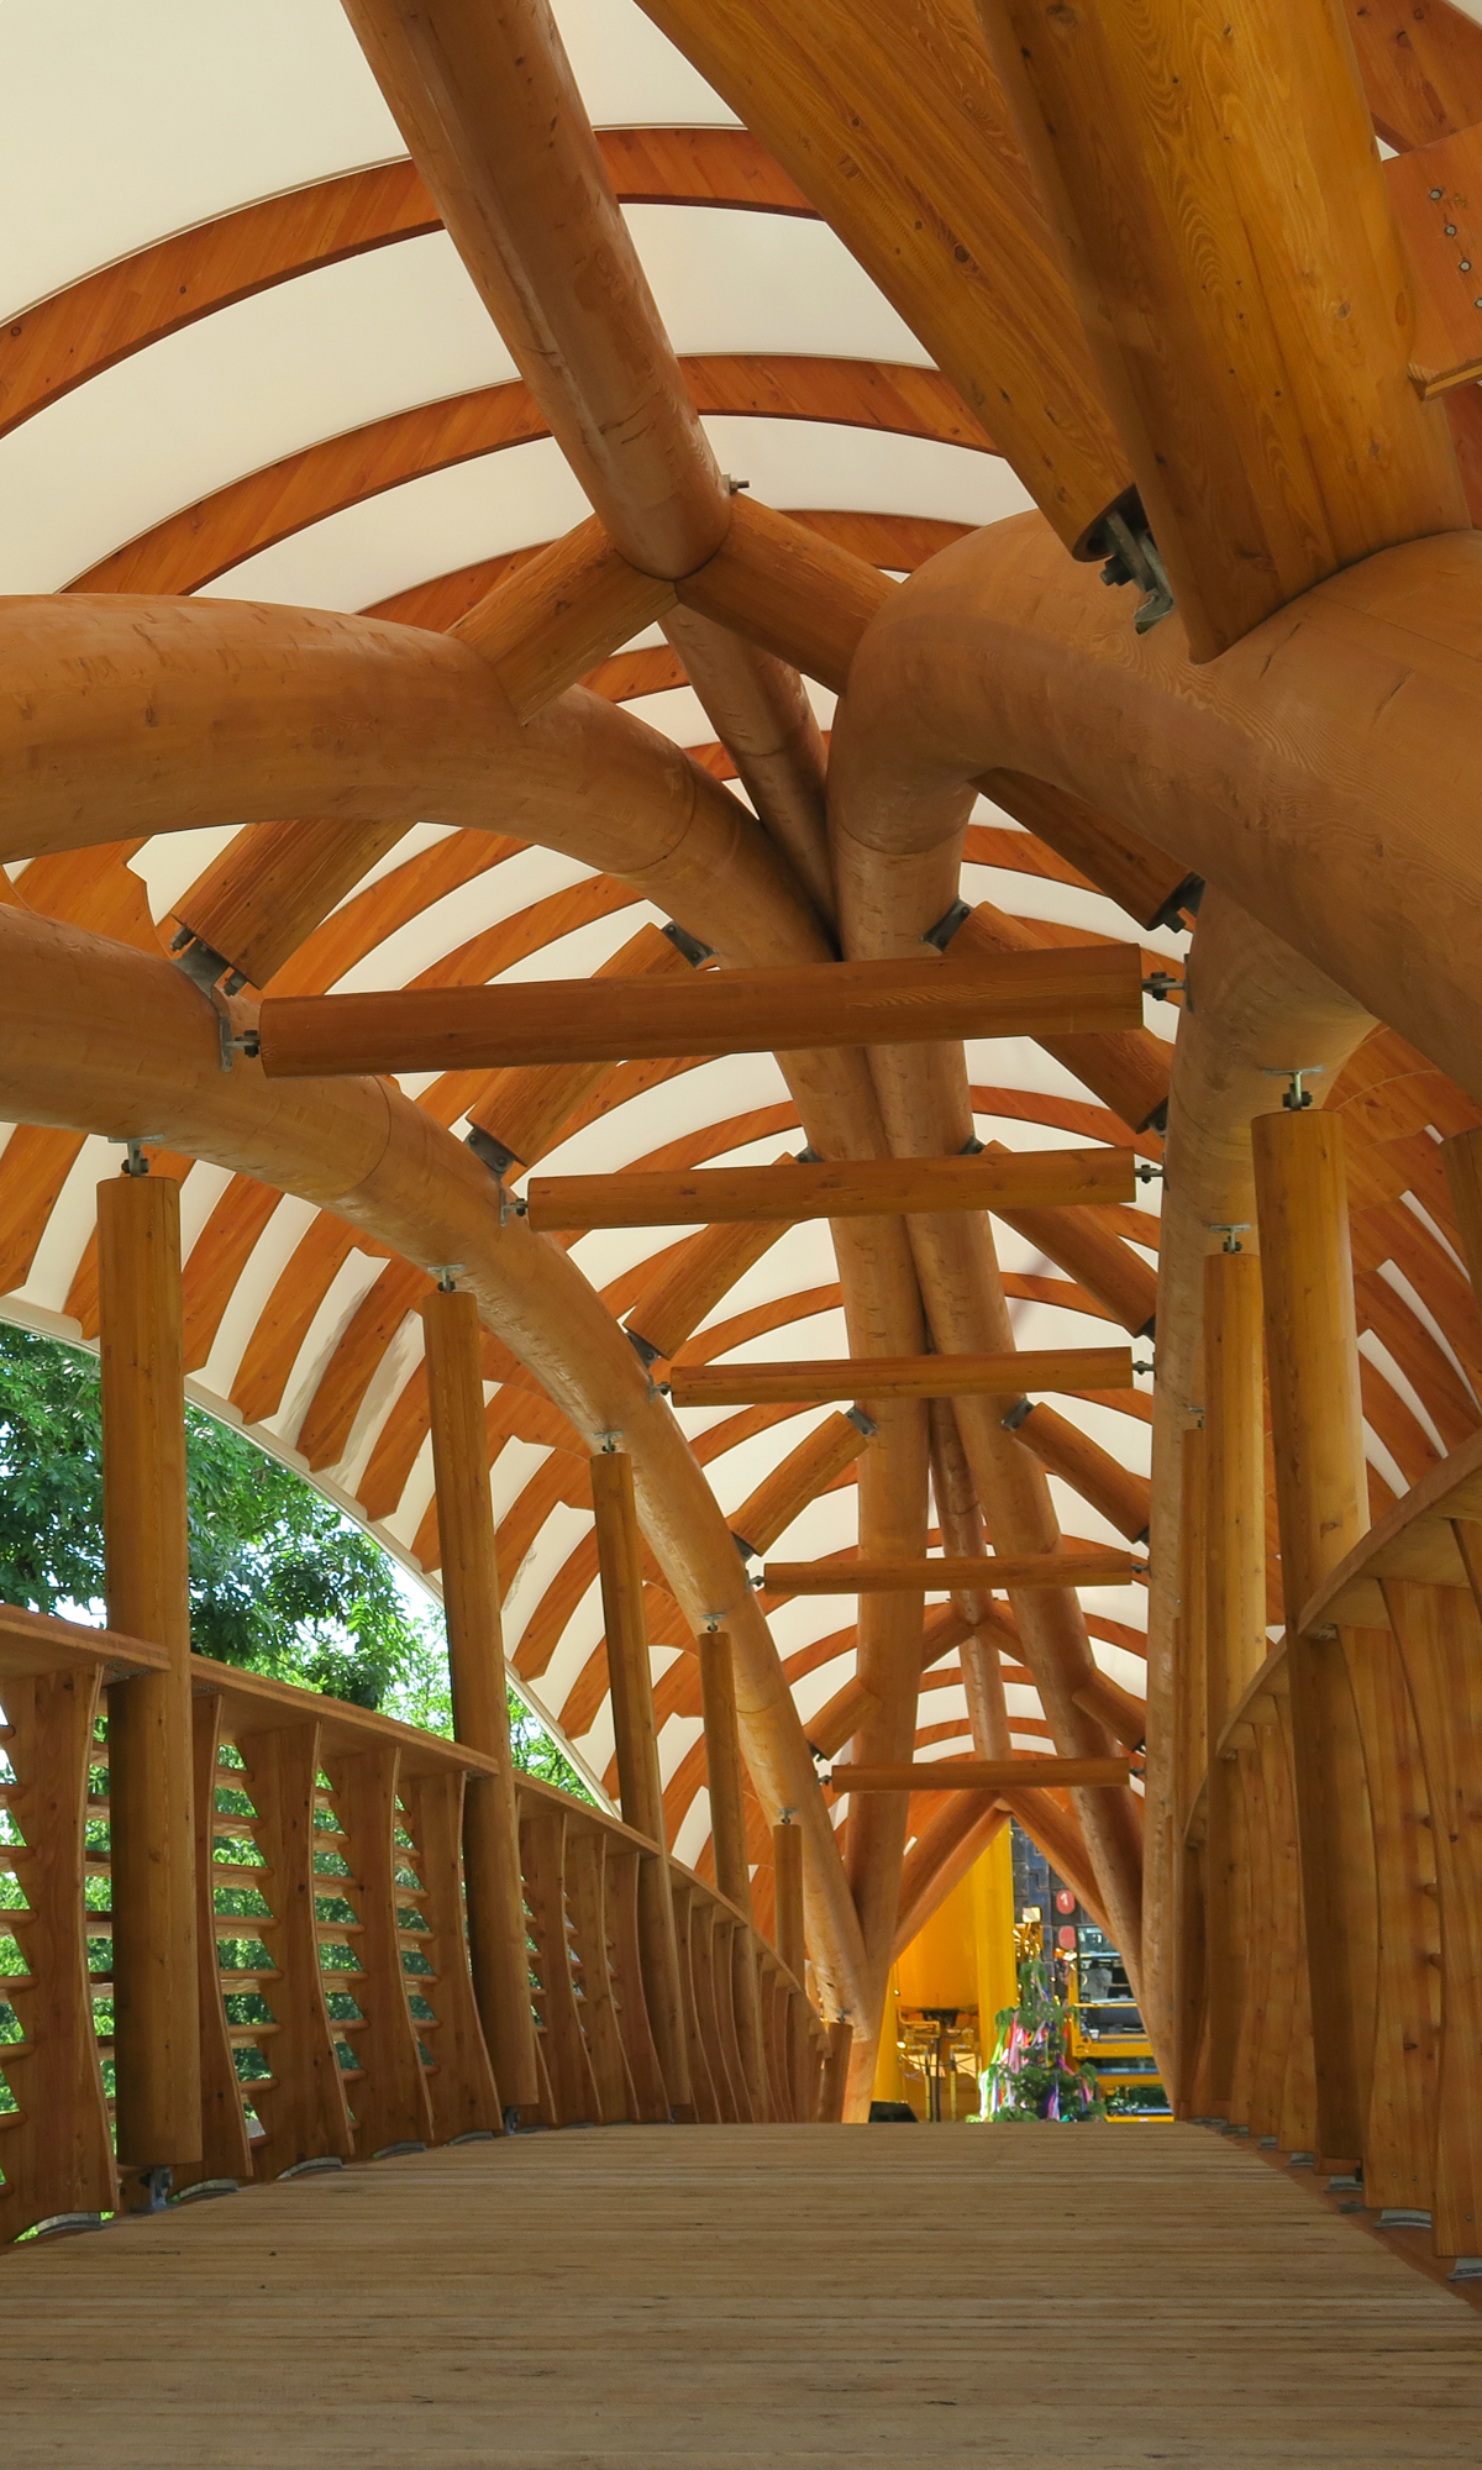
5, 2123, 1482, 2465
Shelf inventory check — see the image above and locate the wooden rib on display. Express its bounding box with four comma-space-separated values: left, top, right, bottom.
977, 772, 1198, 934
1009, 1401, 1152, 1544
529, 1144, 1134, 1234
180, 1180, 283, 1372
952, 902, 1172, 1135
0, 133, 811, 445
1344, 0, 1482, 152
229, 1219, 361, 1427
764, 1550, 1141, 1595
455, 515, 676, 720
667, 1346, 1133, 1408
624, 1214, 795, 1363
258, 948, 1145, 1080
729, 1413, 875, 1558
833, 1757, 1129, 1791
295, 1258, 431, 1472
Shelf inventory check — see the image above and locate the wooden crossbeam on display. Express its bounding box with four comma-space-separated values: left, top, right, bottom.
255, 947, 1143, 1080
527, 1144, 1133, 1232
831, 1758, 1133, 1792
665, 1345, 1133, 1408
762, 1550, 1143, 1595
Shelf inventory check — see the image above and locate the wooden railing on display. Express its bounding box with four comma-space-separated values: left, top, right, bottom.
1178, 1423, 1482, 2265
0, 1605, 826, 2246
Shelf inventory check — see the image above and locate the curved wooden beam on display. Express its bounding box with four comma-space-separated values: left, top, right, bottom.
72, 360, 990, 600
0, 131, 813, 444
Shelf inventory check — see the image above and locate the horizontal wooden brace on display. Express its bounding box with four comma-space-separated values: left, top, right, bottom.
527, 1144, 1133, 1232
254, 946, 1144, 1079
830, 1757, 1133, 1791
762, 1549, 1142, 1594
665, 1344, 1134, 1408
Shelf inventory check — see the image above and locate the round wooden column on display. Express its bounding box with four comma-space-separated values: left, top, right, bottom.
700, 1628, 770, 2118
590, 1447, 692, 2114
98, 1163, 201, 2179
1251, 1105, 1378, 2165
1173, 1422, 1209, 2117
421, 1284, 539, 2114
1202, 1245, 1265, 2118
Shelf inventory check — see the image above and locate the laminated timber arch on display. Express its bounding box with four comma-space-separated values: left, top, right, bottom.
10, 7, 1482, 2378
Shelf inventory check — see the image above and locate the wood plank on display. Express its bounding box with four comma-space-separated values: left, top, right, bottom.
666, 1344, 1133, 1408
180, 1693, 254, 2196
832, 1757, 1130, 1791
327, 1746, 435, 2161
527, 1143, 1135, 1232
0, 1601, 168, 1683
1386, 125, 1482, 394
235, 1718, 355, 2180
257, 947, 1145, 1079
398, 1768, 502, 2144
763, 1549, 1140, 1594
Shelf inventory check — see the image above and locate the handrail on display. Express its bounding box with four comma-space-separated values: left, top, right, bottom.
0, 1610, 827, 2243
1298, 1426, 1482, 1634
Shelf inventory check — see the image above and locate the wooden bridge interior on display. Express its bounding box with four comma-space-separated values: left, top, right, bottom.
8, 0, 1482, 2456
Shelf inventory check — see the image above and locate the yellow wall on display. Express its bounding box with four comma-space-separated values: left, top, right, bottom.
873, 1824, 1017, 2100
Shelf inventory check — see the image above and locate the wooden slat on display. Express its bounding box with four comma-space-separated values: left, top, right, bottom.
257, 946, 1144, 1079
667, 1345, 1133, 1408
763, 1549, 1140, 1594
528, 1143, 1134, 1232
1299, 1424, 1482, 1633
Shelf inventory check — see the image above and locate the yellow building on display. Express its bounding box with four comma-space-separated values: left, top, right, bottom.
873, 1826, 1018, 2120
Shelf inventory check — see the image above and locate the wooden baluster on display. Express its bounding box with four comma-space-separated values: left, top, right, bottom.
422, 1285, 538, 2121
1, 1664, 117, 2238
562, 1822, 635, 2121
1382, 1562, 1482, 2262
590, 1447, 691, 2116
668, 1877, 719, 2120
762, 1962, 790, 2120
774, 1819, 809, 2120
1202, 1247, 1265, 2123
711, 1916, 754, 2123
819, 2016, 853, 2122
1225, 1738, 1272, 2138
1252, 1105, 1379, 2171
98, 1164, 200, 2190
691, 1895, 741, 2121
1173, 1424, 1209, 2117
182, 1691, 252, 2191
329, 1746, 433, 2158
399, 1767, 502, 2142
600, 1842, 669, 2123
1273, 1699, 1320, 2164
699, 1630, 768, 2118
237, 1718, 354, 2178
1251, 1712, 1300, 2141
518, 1802, 599, 2125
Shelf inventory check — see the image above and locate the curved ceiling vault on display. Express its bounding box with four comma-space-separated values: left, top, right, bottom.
0, 0, 1477, 1917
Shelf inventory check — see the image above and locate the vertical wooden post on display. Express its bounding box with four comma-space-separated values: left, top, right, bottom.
421, 1285, 537, 2116
699, 1628, 769, 2117
773, 1817, 809, 2119
1172, 1424, 1208, 2116
590, 1446, 692, 2113
1201, 1245, 1265, 2122
98, 1164, 201, 2182
1251, 1106, 1378, 2165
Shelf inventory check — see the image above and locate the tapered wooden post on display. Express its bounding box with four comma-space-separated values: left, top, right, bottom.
699, 1628, 769, 2116
773, 1817, 809, 2119
1252, 1106, 1379, 2166
98, 1164, 201, 2182
591, 1447, 692, 2112
422, 1284, 538, 2115
1173, 1422, 1208, 2116
1202, 1245, 1265, 2121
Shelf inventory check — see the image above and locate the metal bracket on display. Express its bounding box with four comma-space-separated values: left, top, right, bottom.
661, 919, 714, 969
845, 1405, 878, 1438
1143, 971, 1182, 1002
1098, 504, 1176, 634
1133, 1359, 1156, 1377
922, 897, 971, 952
1002, 1395, 1034, 1432
428, 1264, 465, 1293
465, 1122, 521, 1180
1208, 1222, 1250, 1254
1260, 1065, 1324, 1112
596, 1429, 622, 1453
112, 1138, 154, 1178
1136, 1162, 1165, 1184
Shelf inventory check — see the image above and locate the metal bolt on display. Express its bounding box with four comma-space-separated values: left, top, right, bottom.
1432, 187, 1445, 200
1447, 223, 1458, 237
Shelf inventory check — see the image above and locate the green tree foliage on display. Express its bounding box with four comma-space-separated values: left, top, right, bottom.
0, 1322, 591, 1799
978, 1948, 1106, 2123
